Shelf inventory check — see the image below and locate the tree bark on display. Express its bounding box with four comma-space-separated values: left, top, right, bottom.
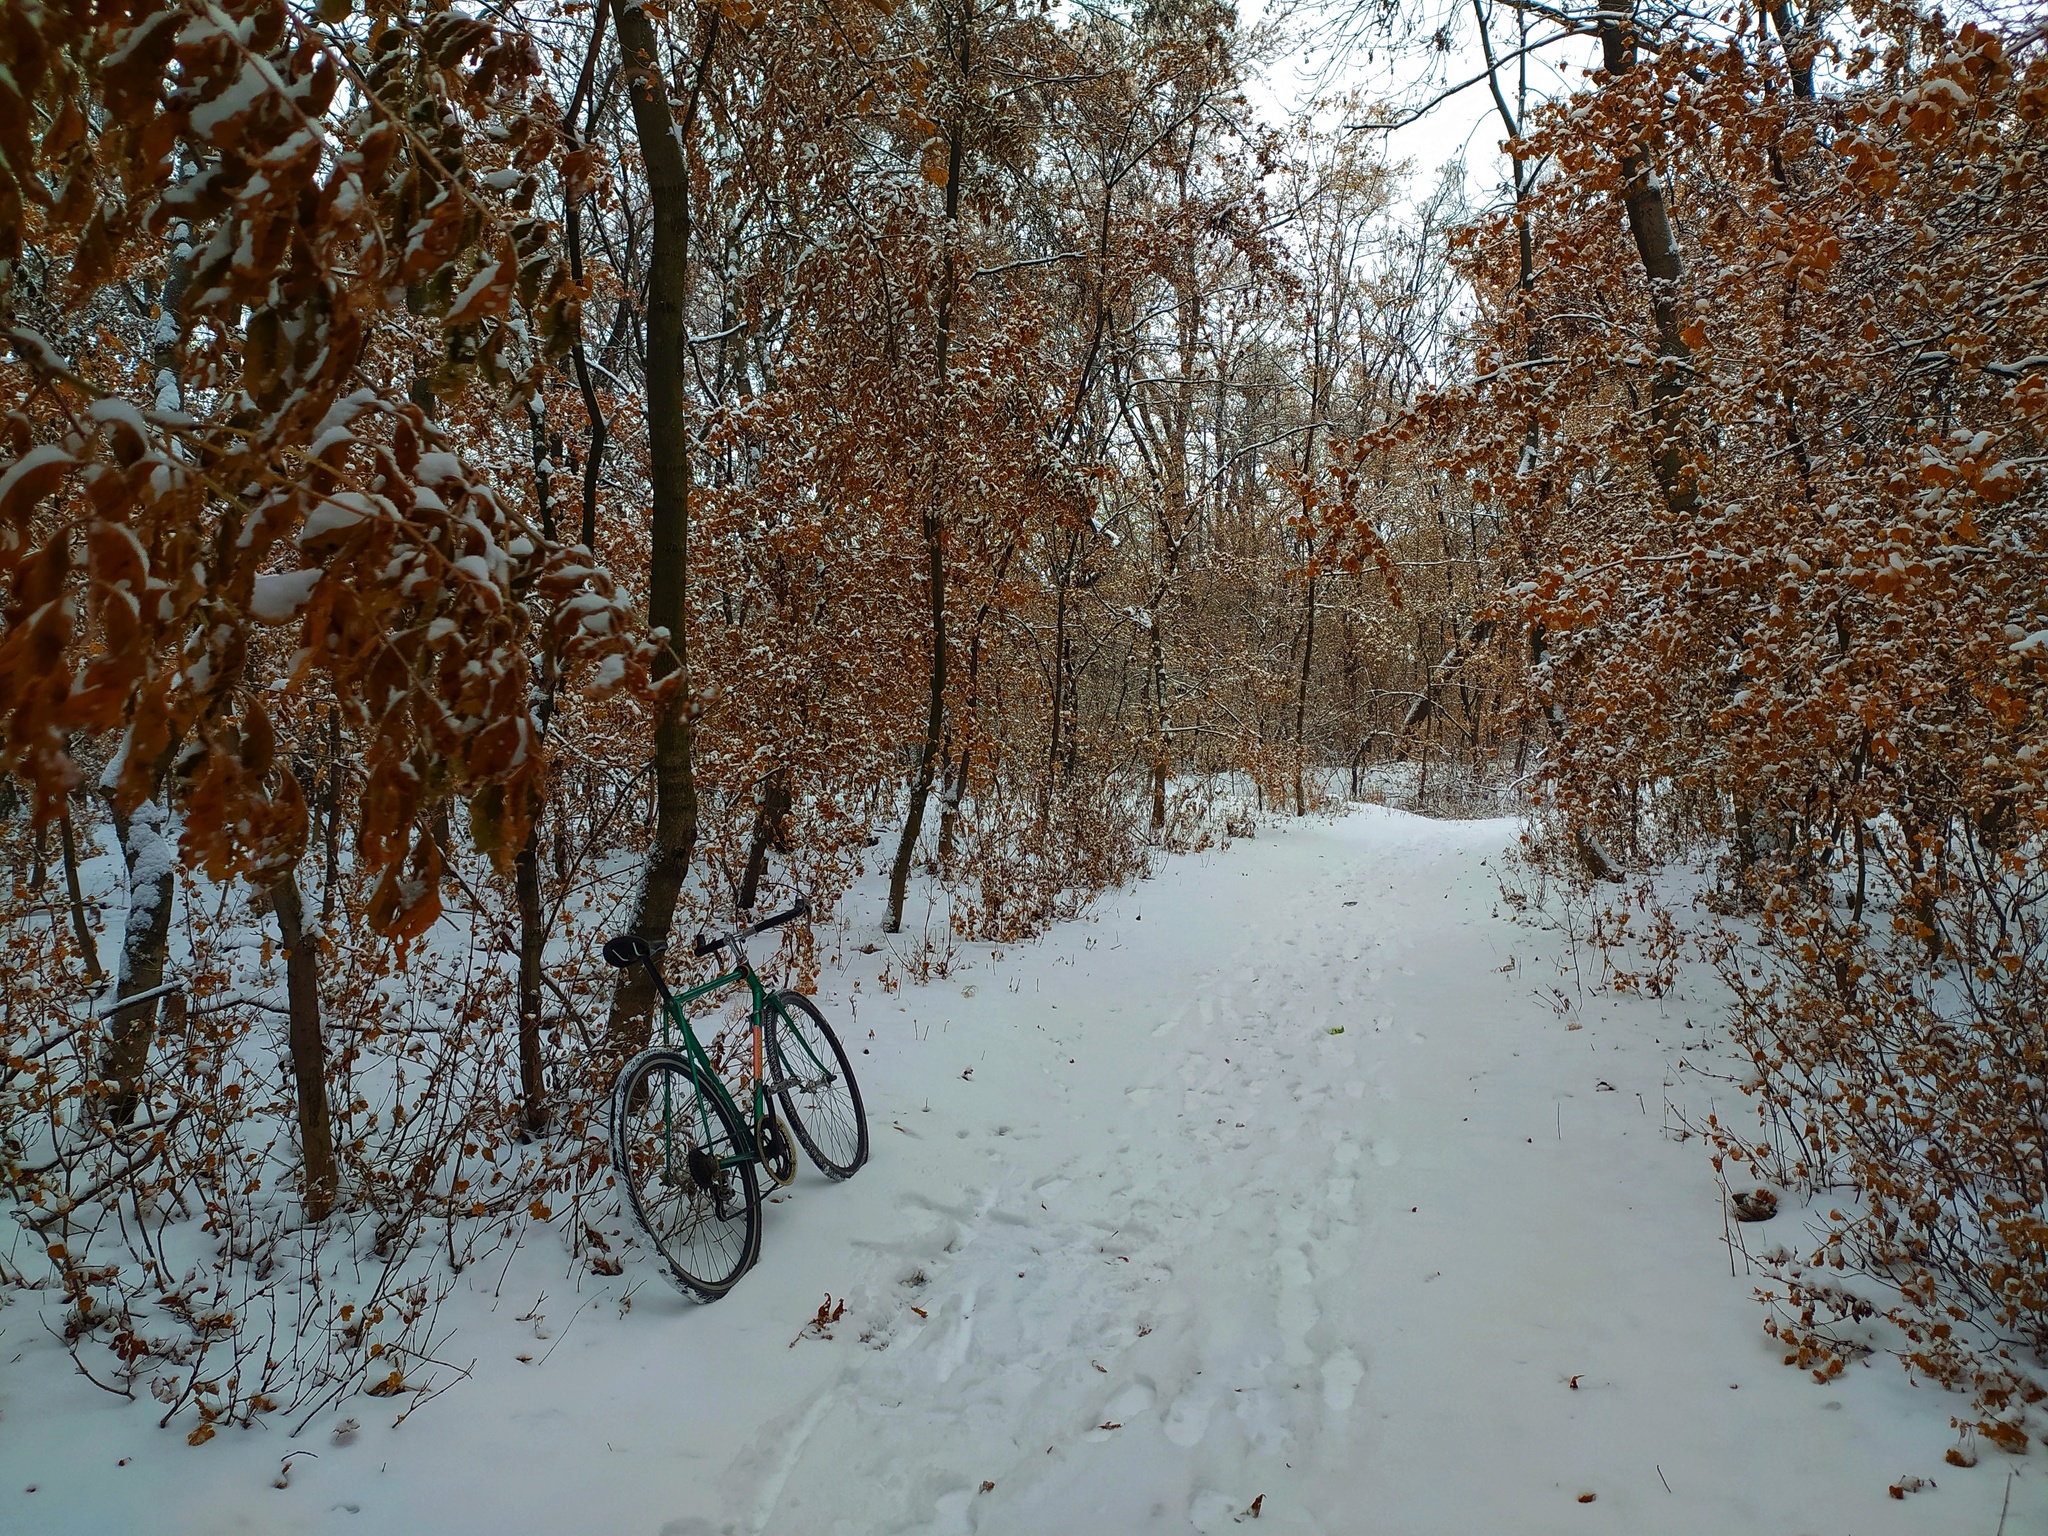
319, 706, 344, 922
269, 872, 337, 1221
1148, 612, 1169, 829
1768, 4, 1816, 101
887, 499, 948, 933
738, 767, 791, 913
95, 238, 199, 1119
938, 640, 974, 864
98, 794, 177, 1125
606, 3, 719, 1047
886, 27, 968, 934
1598, 0, 1697, 519
1293, 562, 1316, 816
514, 829, 547, 1134
566, 0, 613, 553
59, 804, 103, 984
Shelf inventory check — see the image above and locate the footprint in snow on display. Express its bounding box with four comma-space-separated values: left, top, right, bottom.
1322, 1349, 1365, 1411
1162, 1385, 1216, 1448
923, 1487, 976, 1535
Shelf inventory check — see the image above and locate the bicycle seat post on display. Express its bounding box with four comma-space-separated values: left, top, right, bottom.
639, 952, 675, 1009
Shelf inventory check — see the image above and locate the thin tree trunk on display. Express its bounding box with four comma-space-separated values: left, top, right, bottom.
606, 4, 719, 1045
1293, 562, 1316, 817
95, 223, 198, 1120
1598, 0, 1697, 519
738, 767, 791, 913
514, 829, 547, 1134
1768, 3, 1816, 101
99, 794, 177, 1125
319, 707, 343, 922
886, 32, 968, 934
59, 805, 103, 984
1149, 612, 1169, 830
941, 541, 1017, 862
938, 634, 978, 865
1047, 561, 1068, 786
565, 0, 613, 552
887, 499, 948, 933
270, 873, 337, 1221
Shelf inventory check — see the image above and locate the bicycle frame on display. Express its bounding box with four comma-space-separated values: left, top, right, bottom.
649, 957, 837, 1175
659, 965, 763, 1171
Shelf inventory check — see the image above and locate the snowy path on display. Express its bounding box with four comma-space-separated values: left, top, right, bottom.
4, 810, 2034, 1534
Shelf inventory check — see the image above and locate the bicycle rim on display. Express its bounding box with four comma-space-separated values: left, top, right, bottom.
611, 1048, 760, 1299
769, 992, 869, 1180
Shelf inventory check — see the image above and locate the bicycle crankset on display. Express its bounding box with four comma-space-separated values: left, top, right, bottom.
756, 1111, 797, 1187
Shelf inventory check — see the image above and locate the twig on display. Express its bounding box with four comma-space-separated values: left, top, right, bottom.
29, 1106, 192, 1229
1995, 1468, 2012, 1536
44, 1316, 135, 1399
389, 1358, 475, 1429
535, 1288, 602, 1367
436, 855, 596, 1050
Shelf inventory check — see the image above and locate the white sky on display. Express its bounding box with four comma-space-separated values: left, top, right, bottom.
1241, 1, 1606, 213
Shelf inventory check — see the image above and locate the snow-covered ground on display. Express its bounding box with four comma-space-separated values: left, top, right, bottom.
3, 808, 2035, 1533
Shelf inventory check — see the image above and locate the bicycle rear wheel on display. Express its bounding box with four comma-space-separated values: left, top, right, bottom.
610, 1048, 761, 1300
768, 992, 869, 1180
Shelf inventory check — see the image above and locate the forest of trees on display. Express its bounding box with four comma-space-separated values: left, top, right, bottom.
0, 0, 2041, 1450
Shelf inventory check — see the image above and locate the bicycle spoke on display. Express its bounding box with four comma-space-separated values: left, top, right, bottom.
770, 993, 869, 1180
611, 1050, 759, 1298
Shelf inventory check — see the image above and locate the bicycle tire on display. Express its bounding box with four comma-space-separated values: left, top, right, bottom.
768, 991, 869, 1180
610, 1047, 761, 1300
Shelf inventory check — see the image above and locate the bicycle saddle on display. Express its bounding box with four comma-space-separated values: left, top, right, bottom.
603, 935, 653, 967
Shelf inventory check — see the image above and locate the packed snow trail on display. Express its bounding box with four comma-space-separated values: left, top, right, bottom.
2, 809, 2031, 1534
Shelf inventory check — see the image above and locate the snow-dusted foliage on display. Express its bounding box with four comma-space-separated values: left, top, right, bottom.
1387, 9, 2048, 1443
0, 0, 1485, 1435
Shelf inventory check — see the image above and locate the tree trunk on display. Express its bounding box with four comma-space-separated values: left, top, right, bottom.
319, 707, 344, 922
1149, 612, 1169, 830
886, 40, 968, 935
941, 546, 1014, 864
59, 805, 103, 984
565, 0, 613, 553
514, 825, 548, 1135
98, 795, 177, 1125
93, 202, 199, 1121
1768, 4, 1816, 101
270, 872, 337, 1221
1598, 0, 1697, 519
1293, 562, 1316, 817
938, 635, 977, 866
887, 503, 947, 933
738, 767, 791, 913
606, 4, 718, 1046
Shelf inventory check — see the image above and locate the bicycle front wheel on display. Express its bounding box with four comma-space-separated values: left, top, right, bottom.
610, 1048, 761, 1300
768, 992, 869, 1180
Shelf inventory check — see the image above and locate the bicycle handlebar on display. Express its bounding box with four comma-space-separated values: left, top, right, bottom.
603, 900, 809, 972
693, 897, 810, 958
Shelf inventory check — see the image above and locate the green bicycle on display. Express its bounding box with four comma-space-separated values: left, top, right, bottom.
602, 900, 868, 1301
